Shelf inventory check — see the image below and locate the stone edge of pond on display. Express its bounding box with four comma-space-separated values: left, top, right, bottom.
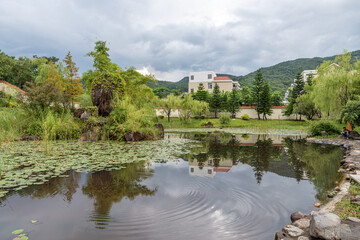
274, 137, 360, 240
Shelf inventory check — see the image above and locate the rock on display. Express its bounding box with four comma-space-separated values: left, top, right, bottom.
80, 111, 90, 123
350, 131, 360, 138
154, 123, 164, 138
327, 191, 336, 198
314, 203, 321, 208
340, 217, 360, 240
297, 237, 309, 240
78, 132, 101, 142
321, 131, 327, 137
282, 225, 304, 237
124, 132, 133, 142
274, 231, 290, 240
293, 218, 310, 230
91, 83, 114, 117
133, 132, 144, 141
334, 187, 341, 191
291, 212, 307, 223
204, 121, 214, 128
310, 212, 341, 240
74, 108, 85, 118
21, 135, 40, 141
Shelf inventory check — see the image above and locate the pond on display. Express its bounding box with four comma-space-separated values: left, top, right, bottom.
0, 133, 343, 240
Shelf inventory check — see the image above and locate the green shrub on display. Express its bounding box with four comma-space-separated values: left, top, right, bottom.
241, 114, 250, 120
200, 115, 206, 119
158, 115, 165, 119
309, 120, 340, 136
193, 115, 200, 119
201, 120, 214, 127
219, 113, 231, 125
79, 93, 93, 108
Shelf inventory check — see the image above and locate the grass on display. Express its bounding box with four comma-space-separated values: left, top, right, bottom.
333, 182, 360, 220
158, 118, 310, 131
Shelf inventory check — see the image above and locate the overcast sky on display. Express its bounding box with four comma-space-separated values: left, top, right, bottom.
1, 0, 359, 81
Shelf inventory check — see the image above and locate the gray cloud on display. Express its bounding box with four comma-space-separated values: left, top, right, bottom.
0, 0, 359, 81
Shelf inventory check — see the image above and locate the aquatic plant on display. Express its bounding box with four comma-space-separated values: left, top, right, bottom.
0, 138, 199, 198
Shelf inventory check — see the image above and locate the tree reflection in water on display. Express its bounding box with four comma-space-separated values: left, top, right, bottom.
182, 133, 343, 200
82, 161, 157, 229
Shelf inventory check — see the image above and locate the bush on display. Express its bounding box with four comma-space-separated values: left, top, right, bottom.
309, 120, 340, 136
201, 120, 214, 127
200, 115, 206, 119
158, 115, 165, 119
193, 115, 201, 119
219, 113, 231, 125
241, 114, 250, 120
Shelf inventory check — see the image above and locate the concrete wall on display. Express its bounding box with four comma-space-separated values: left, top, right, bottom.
156, 106, 302, 120
0, 81, 25, 96
188, 81, 235, 93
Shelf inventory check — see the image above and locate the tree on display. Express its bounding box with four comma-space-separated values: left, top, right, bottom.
251, 69, 264, 119
228, 88, 241, 118
341, 101, 360, 129
159, 94, 181, 122
86, 41, 125, 116
193, 83, 208, 102
293, 94, 320, 120
258, 81, 273, 120
312, 51, 360, 119
63, 51, 83, 104
210, 83, 221, 118
292, 72, 305, 99
153, 87, 170, 99
271, 91, 283, 106
179, 94, 208, 121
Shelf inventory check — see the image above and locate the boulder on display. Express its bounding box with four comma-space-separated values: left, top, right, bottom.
310, 212, 341, 240
340, 217, 360, 240
154, 123, 164, 138
297, 237, 309, 240
291, 212, 307, 223
282, 225, 304, 237
293, 218, 310, 230
91, 83, 113, 117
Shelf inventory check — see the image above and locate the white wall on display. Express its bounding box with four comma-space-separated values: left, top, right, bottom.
155, 107, 304, 120
189, 71, 216, 82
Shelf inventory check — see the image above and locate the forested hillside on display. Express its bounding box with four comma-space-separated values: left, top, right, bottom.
148, 50, 360, 94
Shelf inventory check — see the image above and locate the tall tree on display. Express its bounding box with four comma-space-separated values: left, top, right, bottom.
210, 83, 221, 118
251, 69, 264, 119
258, 81, 273, 120
271, 91, 283, 106
228, 88, 241, 118
63, 51, 83, 104
193, 83, 208, 102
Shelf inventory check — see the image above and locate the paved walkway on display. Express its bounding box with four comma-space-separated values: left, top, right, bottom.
307, 138, 360, 184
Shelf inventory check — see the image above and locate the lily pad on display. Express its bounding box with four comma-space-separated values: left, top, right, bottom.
11, 229, 24, 235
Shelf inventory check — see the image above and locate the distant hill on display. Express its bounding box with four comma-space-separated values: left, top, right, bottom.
147, 50, 360, 94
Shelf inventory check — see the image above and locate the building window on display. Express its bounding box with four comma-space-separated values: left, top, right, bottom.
191, 167, 194, 173
191, 75, 194, 80
208, 160, 212, 165
208, 83, 212, 89
191, 89, 194, 93
208, 169, 212, 174
208, 74, 212, 79
233, 84, 236, 88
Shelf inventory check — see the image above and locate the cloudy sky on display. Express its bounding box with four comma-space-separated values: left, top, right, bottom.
1, 0, 359, 81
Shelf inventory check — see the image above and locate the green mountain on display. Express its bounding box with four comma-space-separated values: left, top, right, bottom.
147, 50, 360, 94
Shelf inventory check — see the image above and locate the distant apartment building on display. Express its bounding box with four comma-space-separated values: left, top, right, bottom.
188, 71, 240, 93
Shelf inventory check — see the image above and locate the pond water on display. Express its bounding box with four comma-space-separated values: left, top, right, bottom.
0, 133, 343, 240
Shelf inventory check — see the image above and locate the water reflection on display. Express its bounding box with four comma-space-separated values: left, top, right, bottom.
179, 133, 343, 200
82, 161, 157, 228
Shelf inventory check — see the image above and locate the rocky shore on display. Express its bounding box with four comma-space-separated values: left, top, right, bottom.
275, 138, 360, 240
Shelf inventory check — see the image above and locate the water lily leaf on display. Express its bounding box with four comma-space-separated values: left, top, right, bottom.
11, 229, 24, 235
30, 220, 38, 223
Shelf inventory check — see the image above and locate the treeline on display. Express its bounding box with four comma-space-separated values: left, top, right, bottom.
284, 51, 360, 128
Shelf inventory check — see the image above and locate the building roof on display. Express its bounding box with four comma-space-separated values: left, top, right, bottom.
214, 76, 231, 81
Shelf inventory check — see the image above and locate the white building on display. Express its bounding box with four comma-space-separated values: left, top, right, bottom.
188, 71, 240, 93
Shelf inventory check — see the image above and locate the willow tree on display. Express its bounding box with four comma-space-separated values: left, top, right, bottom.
311, 51, 360, 119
